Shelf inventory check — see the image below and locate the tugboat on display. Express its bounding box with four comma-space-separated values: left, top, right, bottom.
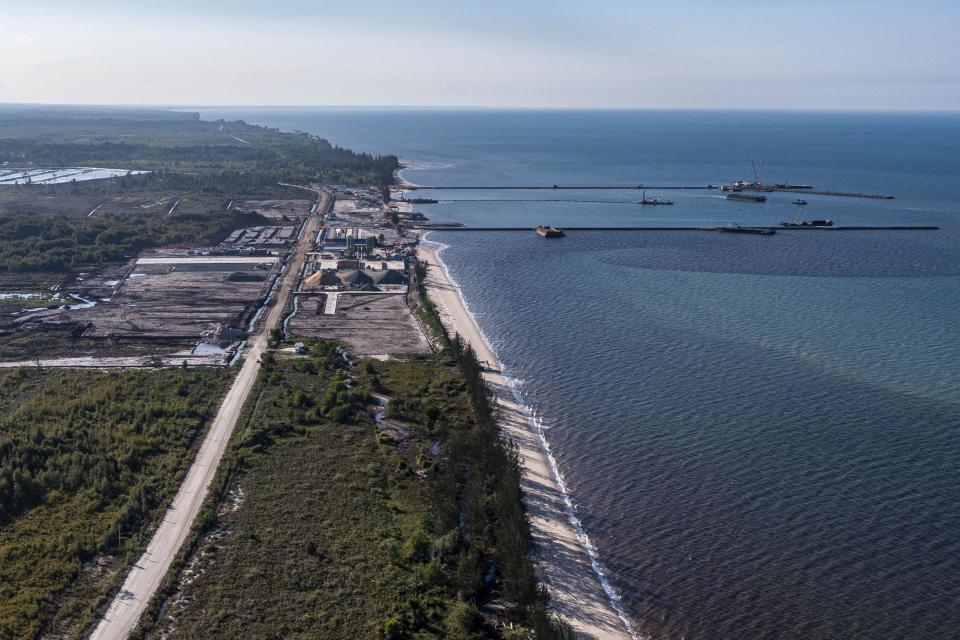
639, 190, 673, 205
536, 225, 565, 238
726, 193, 767, 202
716, 224, 776, 235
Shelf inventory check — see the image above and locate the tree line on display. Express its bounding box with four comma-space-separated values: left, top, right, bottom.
0, 210, 267, 272
0, 113, 400, 186
376, 338, 575, 639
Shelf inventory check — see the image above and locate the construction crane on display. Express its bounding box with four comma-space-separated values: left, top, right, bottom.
751, 159, 765, 187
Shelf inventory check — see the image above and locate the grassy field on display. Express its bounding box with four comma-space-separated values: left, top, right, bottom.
0, 367, 232, 640
140, 342, 571, 640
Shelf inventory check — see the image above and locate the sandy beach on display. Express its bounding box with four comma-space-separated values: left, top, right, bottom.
418, 243, 634, 640
395, 160, 423, 188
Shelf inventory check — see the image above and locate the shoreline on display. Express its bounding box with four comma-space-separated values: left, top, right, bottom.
417, 240, 636, 640
395, 160, 422, 188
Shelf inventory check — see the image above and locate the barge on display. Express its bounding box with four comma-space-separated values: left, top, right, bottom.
726, 193, 767, 203
781, 219, 833, 228
716, 225, 776, 235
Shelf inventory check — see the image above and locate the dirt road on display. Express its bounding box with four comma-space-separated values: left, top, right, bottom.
89, 208, 325, 640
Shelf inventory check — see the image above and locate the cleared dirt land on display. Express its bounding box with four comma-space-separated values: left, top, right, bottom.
12, 254, 278, 341
229, 198, 313, 219
287, 292, 431, 356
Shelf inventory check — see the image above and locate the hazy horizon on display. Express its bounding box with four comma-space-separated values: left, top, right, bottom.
3, 0, 958, 111
3, 104, 960, 114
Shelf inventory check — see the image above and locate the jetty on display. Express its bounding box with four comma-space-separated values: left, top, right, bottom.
773, 188, 895, 200
411, 184, 714, 190
408, 183, 896, 200
414, 225, 938, 232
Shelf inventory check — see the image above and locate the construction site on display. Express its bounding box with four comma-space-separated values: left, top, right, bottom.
0, 182, 431, 366
286, 185, 430, 356
5, 248, 284, 365
286, 292, 430, 356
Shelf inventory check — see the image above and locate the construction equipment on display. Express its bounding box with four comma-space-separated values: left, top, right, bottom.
751, 159, 765, 187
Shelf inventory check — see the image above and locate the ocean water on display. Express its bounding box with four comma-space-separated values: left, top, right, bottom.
200, 108, 960, 639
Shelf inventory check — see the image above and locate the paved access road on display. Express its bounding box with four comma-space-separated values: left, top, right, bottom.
89, 206, 326, 640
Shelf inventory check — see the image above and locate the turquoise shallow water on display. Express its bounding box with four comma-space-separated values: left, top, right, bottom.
203, 108, 960, 639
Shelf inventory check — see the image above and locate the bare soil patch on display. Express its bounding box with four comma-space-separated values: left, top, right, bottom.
287, 293, 431, 356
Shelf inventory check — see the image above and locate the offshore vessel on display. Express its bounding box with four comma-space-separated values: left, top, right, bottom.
716, 225, 776, 235
639, 190, 673, 205
781, 202, 832, 227
726, 193, 767, 202
781, 219, 833, 227
536, 226, 565, 238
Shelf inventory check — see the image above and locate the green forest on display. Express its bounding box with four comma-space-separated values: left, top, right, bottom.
0, 367, 231, 639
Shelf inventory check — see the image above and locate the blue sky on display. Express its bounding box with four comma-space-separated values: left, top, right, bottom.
1, 0, 957, 109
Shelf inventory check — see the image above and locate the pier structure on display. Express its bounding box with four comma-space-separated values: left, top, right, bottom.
413, 225, 938, 232
407, 184, 896, 200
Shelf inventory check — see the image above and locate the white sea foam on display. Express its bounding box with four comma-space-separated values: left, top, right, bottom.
398, 159, 458, 187
425, 233, 643, 640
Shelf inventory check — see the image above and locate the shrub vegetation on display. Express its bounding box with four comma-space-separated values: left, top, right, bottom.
141, 341, 573, 639
0, 367, 231, 639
